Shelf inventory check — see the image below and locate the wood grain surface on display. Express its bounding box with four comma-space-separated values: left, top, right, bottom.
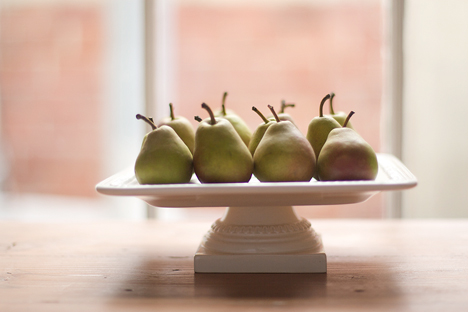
1, 220, 467, 311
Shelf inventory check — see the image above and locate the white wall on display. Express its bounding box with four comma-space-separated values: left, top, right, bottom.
402, 0, 468, 217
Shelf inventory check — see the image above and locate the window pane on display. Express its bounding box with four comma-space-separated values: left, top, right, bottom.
162, 0, 384, 219
0, 1, 145, 220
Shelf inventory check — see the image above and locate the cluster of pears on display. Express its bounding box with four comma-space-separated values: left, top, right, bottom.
306, 93, 378, 181
134, 91, 378, 185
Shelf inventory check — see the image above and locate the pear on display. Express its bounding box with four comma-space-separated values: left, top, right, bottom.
193, 103, 253, 183
134, 114, 193, 184
268, 100, 297, 126
327, 92, 354, 129
317, 111, 378, 181
158, 103, 195, 154
278, 100, 297, 125
214, 91, 236, 116
306, 94, 342, 160
253, 105, 316, 182
249, 106, 275, 156
215, 91, 252, 147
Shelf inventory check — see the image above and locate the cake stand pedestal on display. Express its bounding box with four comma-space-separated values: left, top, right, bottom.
194, 205, 326, 273
95, 154, 417, 274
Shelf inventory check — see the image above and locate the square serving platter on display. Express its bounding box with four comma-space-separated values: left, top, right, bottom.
96, 153, 417, 208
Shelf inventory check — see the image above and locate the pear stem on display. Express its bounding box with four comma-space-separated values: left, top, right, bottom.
221, 91, 228, 116
194, 116, 202, 122
329, 92, 336, 115
268, 105, 280, 122
202, 103, 217, 125
252, 106, 269, 124
136, 114, 157, 130
343, 111, 355, 128
280, 100, 295, 113
169, 103, 175, 120
319, 93, 331, 117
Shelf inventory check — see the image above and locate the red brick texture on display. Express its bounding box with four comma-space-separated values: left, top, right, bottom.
175, 3, 383, 151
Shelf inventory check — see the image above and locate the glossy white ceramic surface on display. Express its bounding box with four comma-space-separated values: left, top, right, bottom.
96, 153, 417, 208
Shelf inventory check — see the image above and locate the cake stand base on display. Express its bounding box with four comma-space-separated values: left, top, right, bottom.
195, 248, 326, 273
194, 206, 327, 273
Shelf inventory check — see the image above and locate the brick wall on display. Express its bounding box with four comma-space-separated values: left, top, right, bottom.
176, 3, 382, 151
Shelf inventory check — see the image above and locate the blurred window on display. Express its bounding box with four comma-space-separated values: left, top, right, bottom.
150, 0, 385, 220
0, 0, 385, 220
0, 0, 146, 220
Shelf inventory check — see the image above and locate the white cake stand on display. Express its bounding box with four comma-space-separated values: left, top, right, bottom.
96, 153, 417, 273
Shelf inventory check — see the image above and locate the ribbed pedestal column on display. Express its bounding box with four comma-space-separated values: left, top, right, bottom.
194, 206, 327, 273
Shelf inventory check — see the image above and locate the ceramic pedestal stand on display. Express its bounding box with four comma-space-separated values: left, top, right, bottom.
95, 154, 418, 274
194, 205, 326, 273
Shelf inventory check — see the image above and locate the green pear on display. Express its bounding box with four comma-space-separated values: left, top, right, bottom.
193, 103, 253, 183
158, 103, 195, 154
253, 105, 316, 182
326, 92, 354, 129
249, 106, 275, 156
134, 114, 193, 184
215, 91, 252, 147
214, 91, 236, 117
278, 100, 297, 125
317, 111, 378, 181
267, 100, 297, 126
306, 94, 342, 160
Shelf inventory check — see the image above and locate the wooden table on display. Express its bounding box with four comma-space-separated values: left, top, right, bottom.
1, 219, 467, 311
